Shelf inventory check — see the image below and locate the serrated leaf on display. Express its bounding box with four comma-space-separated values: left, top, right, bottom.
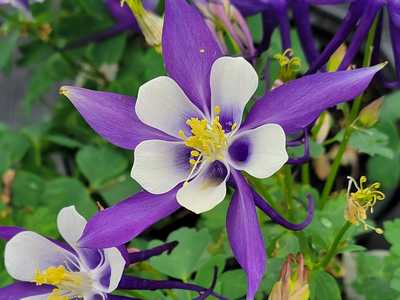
149, 227, 212, 280
76, 145, 128, 188
310, 270, 341, 300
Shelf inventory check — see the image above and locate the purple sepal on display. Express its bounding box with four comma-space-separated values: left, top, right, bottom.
79, 189, 180, 249
253, 192, 314, 231
0, 281, 52, 299
0, 226, 25, 241
61, 86, 175, 150
162, 0, 222, 114
128, 241, 178, 264
227, 170, 266, 300
242, 65, 383, 134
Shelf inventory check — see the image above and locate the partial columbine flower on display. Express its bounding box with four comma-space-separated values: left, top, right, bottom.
1, 206, 126, 299
0, 207, 225, 300
268, 254, 310, 300
60, 0, 383, 298
193, 0, 255, 58
345, 176, 385, 234
307, 0, 400, 88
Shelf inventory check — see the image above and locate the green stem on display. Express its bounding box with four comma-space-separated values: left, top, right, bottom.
320, 16, 378, 208
320, 221, 352, 268
283, 165, 294, 216
301, 163, 310, 185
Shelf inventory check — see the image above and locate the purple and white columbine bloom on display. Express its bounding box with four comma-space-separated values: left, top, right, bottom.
1, 206, 126, 300
60, 0, 382, 298
307, 0, 400, 88
0, 207, 224, 300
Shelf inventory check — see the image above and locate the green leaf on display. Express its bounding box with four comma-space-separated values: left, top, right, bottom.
76, 145, 128, 188
0, 130, 31, 166
0, 31, 19, 70
12, 171, 45, 208
99, 176, 141, 205
384, 219, 400, 246
380, 91, 400, 123
310, 270, 341, 300
349, 128, 394, 159
87, 34, 127, 64
220, 270, 247, 299
46, 134, 83, 148
41, 177, 96, 218
149, 227, 212, 280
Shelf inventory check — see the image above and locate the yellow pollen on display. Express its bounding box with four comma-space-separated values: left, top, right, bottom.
231, 122, 238, 131
345, 176, 385, 234
179, 106, 229, 186
34, 266, 67, 286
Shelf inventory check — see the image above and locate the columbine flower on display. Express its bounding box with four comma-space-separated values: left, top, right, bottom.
307, 0, 400, 88
230, 0, 321, 64
345, 176, 385, 234
0, 207, 225, 299
60, 0, 382, 298
268, 254, 310, 300
1, 206, 126, 299
194, 0, 256, 58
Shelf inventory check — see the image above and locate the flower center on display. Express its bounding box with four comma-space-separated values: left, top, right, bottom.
34, 265, 92, 300
178, 106, 236, 164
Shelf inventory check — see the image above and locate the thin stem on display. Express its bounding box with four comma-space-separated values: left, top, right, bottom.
320, 16, 378, 208
283, 165, 294, 214
301, 164, 310, 185
320, 221, 352, 268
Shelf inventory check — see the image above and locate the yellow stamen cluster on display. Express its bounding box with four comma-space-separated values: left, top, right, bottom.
35, 265, 87, 300
178, 106, 229, 164
178, 106, 235, 187
345, 176, 385, 234
274, 49, 302, 82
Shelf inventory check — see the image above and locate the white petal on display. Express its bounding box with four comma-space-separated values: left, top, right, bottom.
22, 294, 51, 300
210, 57, 258, 130
135, 76, 206, 138
228, 124, 288, 178
132, 140, 195, 194
5, 231, 75, 282
57, 206, 87, 247
103, 248, 125, 293
176, 161, 229, 214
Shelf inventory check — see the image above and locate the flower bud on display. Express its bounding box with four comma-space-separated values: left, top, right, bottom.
121, 0, 163, 52
327, 44, 347, 72
193, 0, 255, 58
358, 98, 383, 128
269, 254, 310, 300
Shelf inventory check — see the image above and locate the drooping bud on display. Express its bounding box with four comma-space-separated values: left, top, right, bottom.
327, 44, 347, 72
273, 49, 302, 82
345, 176, 385, 234
358, 97, 384, 128
121, 0, 163, 53
193, 0, 255, 59
268, 254, 310, 300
